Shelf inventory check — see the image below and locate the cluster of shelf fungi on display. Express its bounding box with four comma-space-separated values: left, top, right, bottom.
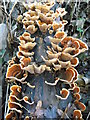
5, 1, 88, 120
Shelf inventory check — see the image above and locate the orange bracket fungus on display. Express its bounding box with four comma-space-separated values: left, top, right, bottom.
5, 1, 88, 119
55, 88, 70, 100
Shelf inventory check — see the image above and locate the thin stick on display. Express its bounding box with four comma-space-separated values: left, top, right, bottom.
81, 26, 90, 39
3, 0, 8, 15
0, 6, 9, 17
61, 103, 71, 119
65, 0, 71, 8
9, 0, 18, 17
4, 83, 9, 118
86, 112, 90, 120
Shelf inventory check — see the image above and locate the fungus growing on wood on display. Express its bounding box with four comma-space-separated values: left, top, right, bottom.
20, 32, 35, 42
25, 24, 38, 34
45, 67, 77, 86
56, 7, 67, 17
23, 96, 34, 105
6, 64, 28, 82
73, 93, 81, 100
61, 36, 88, 54
64, 67, 75, 83
17, 51, 34, 58
20, 42, 36, 50
17, 46, 34, 58
69, 67, 78, 82
41, 56, 58, 66
70, 57, 79, 67
52, 63, 62, 71
51, 42, 62, 52
22, 18, 35, 26
36, 20, 50, 33
55, 88, 69, 100
17, 32, 36, 59
5, 84, 35, 120
52, 7, 67, 18
22, 64, 51, 74
49, 36, 63, 44
8, 56, 19, 67
61, 52, 73, 61
20, 57, 31, 67
5, 111, 16, 120
38, 12, 53, 24
10, 85, 22, 97
46, 50, 61, 59
8, 101, 30, 113
9, 95, 34, 105
58, 60, 71, 68
54, 31, 67, 40
18, 1, 68, 35
52, 21, 64, 31
5, 1, 89, 119
10, 85, 21, 93
73, 110, 82, 119
74, 100, 86, 111
73, 86, 80, 94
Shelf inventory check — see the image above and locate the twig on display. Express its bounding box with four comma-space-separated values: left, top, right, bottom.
4, 83, 9, 118
1, 49, 7, 59
71, 0, 77, 21
9, 0, 18, 33
81, 26, 90, 39
9, 0, 18, 17
0, 7, 9, 17
83, 6, 90, 12
65, 0, 71, 8
61, 103, 71, 119
3, 0, 8, 15
0, 5, 17, 22
76, 0, 80, 18
86, 112, 90, 120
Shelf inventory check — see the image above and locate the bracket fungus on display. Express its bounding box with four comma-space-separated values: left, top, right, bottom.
5, 1, 88, 119
19, 32, 35, 42
55, 88, 69, 100
10, 85, 22, 98
6, 85, 34, 119
40, 20, 51, 32
17, 1, 68, 34
48, 31, 67, 44
38, 12, 53, 24
20, 42, 36, 50
61, 36, 88, 55
56, 7, 67, 17
9, 95, 34, 105
52, 21, 64, 31
52, 7, 67, 18
74, 100, 86, 111
41, 56, 58, 66
5, 111, 16, 120
8, 101, 30, 114
22, 64, 51, 74
17, 46, 34, 58
25, 25, 38, 34
46, 50, 61, 59
17, 32, 36, 59
17, 51, 34, 58
20, 57, 31, 67
73, 110, 82, 119
51, 42, 62, 52
36, 20, 50, 33
6, 64, 28, 82
73, 93, 81, 101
